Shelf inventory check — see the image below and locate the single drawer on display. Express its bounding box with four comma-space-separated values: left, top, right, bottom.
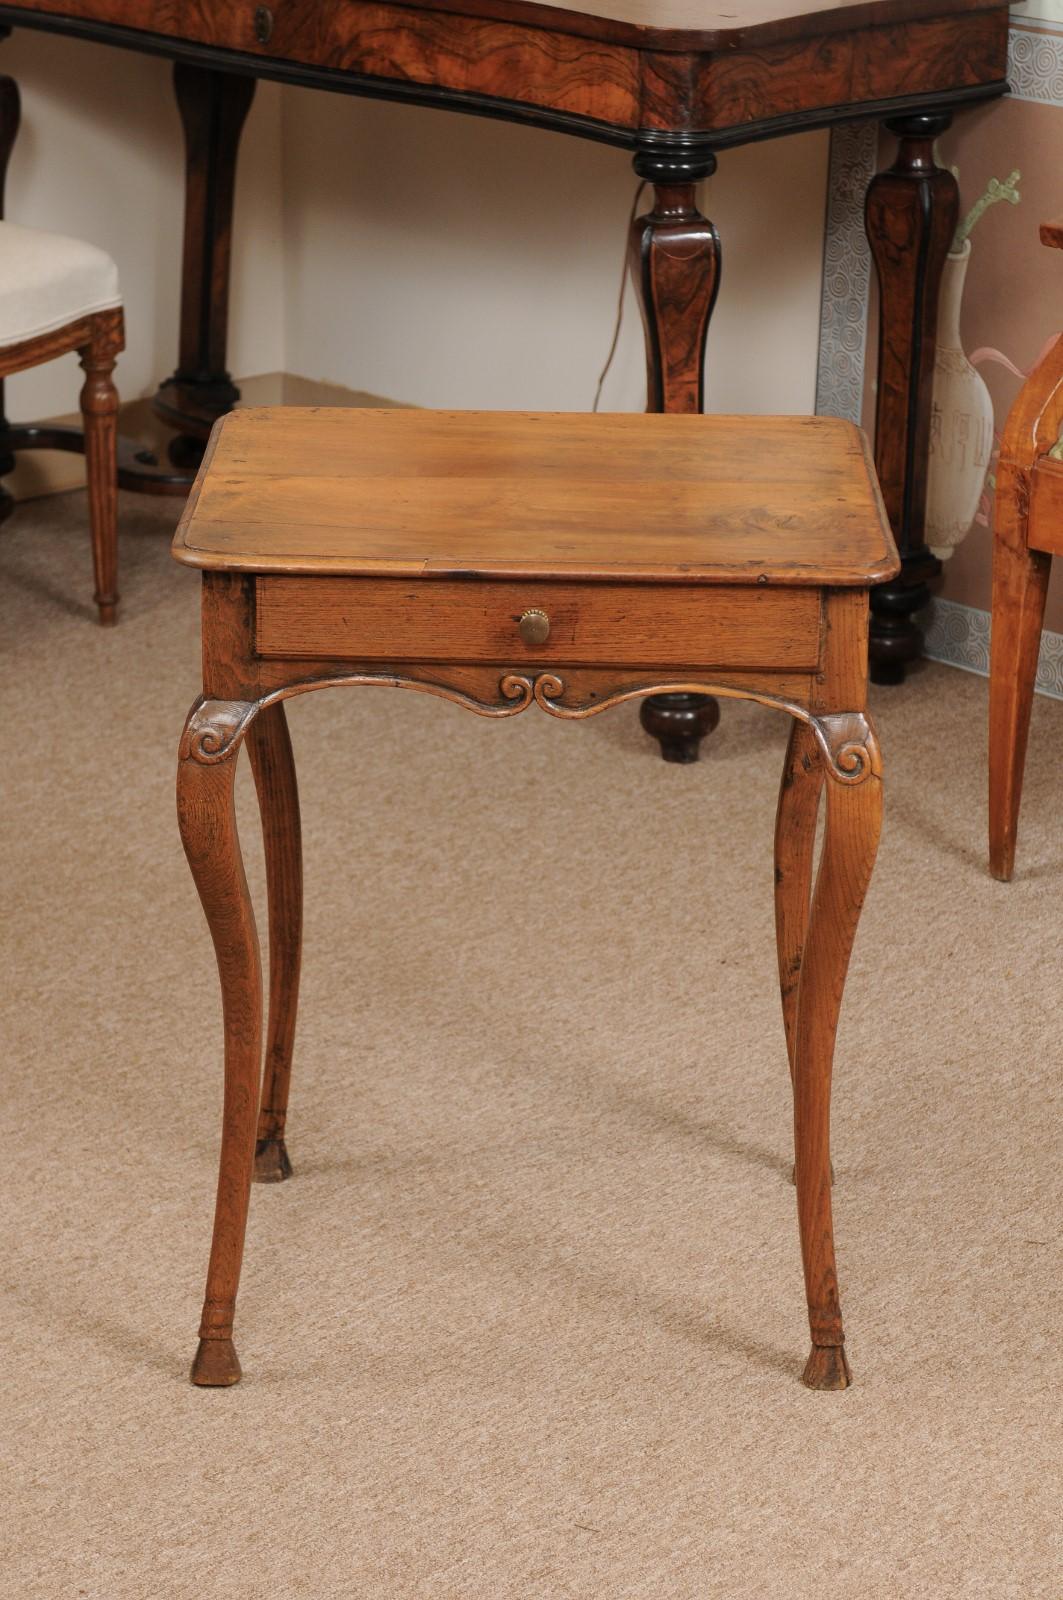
254, 577, 822, 671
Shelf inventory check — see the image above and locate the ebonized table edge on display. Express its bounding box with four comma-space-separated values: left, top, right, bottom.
0, 7, 1010, 151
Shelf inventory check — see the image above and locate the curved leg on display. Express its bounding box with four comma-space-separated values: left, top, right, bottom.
792, 713, 882, 1389
79, 316, 123, 625
629, 147, 721, 763
774, 721, 834, 1185
774, 720, 825, 1078
178, 699, 263, 1387
246, 702, 302, 1182
988, 461, 1051, 881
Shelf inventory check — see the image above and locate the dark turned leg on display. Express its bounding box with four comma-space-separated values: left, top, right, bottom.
629, 147, 721, 763
153, 64, 255, 469
865, 113, 958, 685
0, 62, 20, 527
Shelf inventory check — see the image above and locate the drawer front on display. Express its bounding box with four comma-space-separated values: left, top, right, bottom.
254, 577, 822, 671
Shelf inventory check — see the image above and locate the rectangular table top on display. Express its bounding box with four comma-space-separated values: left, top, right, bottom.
174, 407, 898, 587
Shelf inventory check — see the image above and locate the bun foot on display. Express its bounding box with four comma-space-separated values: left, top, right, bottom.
639, 693, 720, 764
190, 1336, 242, 1387
802, 1344, 851, 1391
254, 1135, 292, 1183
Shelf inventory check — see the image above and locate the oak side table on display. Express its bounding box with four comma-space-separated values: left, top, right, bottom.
174, 407, 897, 1391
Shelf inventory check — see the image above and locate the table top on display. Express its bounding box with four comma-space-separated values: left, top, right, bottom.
0, 0, 1008, 51
174, 408, 897, 587
420, 0, 1006, 48
0, 0, 1009, 143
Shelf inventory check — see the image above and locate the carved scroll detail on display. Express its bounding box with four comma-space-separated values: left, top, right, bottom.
180, 673, 551, 764
500, 673, 566, 709
178, 682, 880, 787
807, 712, 881, 787
179, 698, 258, 763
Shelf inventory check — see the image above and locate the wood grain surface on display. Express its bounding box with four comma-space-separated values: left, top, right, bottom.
178, 401, 890, 1389
254, 575, 822, 668
988, 302, 1063, 881
0, 0, 1009, 138
174, 409, 897, 586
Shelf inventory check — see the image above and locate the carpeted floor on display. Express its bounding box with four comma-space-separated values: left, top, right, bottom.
1, 490, 1061, 1600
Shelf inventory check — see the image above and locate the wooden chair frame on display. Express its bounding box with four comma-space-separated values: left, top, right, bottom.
988, 220, 1063, 879
0, 304, 124, 624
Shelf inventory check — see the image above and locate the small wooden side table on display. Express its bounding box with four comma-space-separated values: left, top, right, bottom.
174, 407, 897, 1391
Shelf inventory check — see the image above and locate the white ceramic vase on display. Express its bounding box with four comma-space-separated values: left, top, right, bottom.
925, 238, 994, 561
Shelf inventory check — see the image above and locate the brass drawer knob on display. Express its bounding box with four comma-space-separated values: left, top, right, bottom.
518, 608, 550, 645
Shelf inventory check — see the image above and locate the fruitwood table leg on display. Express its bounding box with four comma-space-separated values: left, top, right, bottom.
774, 720, 824, 1079
178, 698, 263, 1388
988, 459, 1052, 882
246, 702, 303, 1181
629, 148, 721, 763
153, 64, 255, 470
789, 711, 882, 1390
865, 113, 958, 685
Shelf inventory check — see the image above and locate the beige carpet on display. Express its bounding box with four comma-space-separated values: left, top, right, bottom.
1, 491, 1061, 1600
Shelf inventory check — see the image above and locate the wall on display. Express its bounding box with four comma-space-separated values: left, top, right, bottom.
0, 29, 829, 434
279, 89, 829, 417
930, 8, 1063, 635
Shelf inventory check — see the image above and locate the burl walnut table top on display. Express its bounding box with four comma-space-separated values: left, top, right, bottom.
174, 407, 897, 587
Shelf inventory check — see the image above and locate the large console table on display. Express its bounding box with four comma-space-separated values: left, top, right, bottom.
0, 0, 1009, 747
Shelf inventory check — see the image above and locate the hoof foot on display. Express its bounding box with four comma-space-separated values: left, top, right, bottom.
191, 1336, 242, 1387
254, 1135, 292, 1182
96, 600, 117, 626
802, 1344, 851, 1390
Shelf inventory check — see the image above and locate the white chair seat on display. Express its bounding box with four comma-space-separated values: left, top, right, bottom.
0, 220, 121, 347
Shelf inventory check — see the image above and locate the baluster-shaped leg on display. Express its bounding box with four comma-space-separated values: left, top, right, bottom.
629, 147, 721, 763
791, 713, 882, 1389
865, 114, 958, 684
78, 314, 123, 625
246, 702, 302, 1181
179, 699, 263, 1387
988, 459, 1052, 881
154, 65, 255, 467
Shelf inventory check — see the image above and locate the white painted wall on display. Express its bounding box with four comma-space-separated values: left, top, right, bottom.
279, 90, 829, 415
0, 31, 828, 422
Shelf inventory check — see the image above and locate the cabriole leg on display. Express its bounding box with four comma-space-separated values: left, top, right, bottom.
774, 722, 835, 1185
792, 713, 883, 1389
629, 146, 721, 763
178, 699, 263, 1387
246, 702, 302, 1181
774, 720, 825, 1077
